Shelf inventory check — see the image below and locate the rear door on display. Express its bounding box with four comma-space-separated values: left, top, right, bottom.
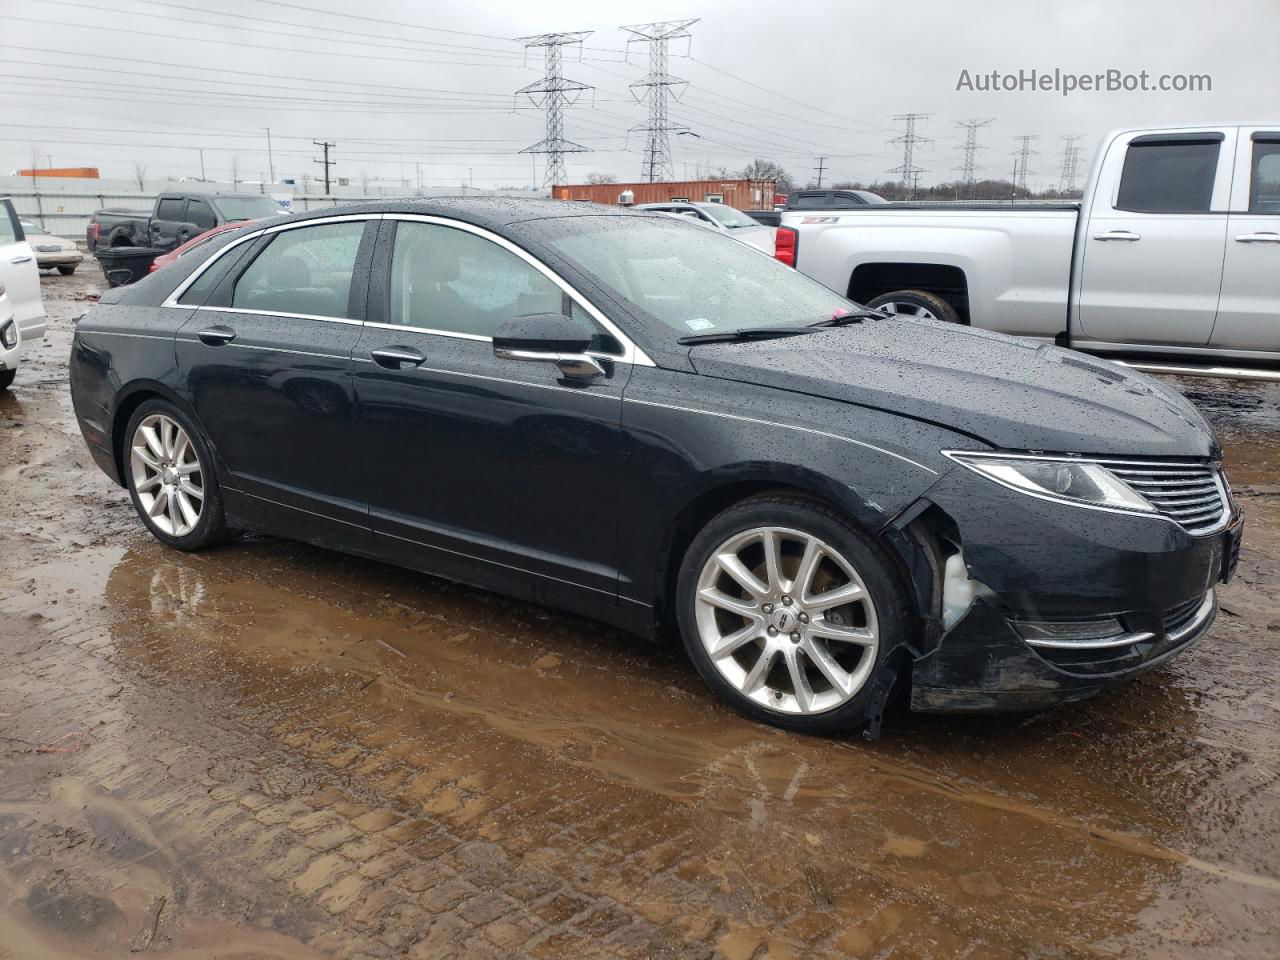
1077, 129, 1234, 345
174, 215, 377, 541
0, 199, 44, 333
149, 196, 189, 251
1210, 129, 1280, 353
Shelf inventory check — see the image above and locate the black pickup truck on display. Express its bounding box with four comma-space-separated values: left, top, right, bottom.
86, 192, 286, 254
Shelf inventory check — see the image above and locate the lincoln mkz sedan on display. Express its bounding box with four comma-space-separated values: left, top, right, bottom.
70, 199, 1243, 735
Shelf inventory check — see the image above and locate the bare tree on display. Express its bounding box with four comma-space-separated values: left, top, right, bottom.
738, 158, 792, 193
131, 160, 148, 190
586, 172, 617, 184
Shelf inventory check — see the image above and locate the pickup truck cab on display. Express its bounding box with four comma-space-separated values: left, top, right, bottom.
779, 125, 1280, 375
87, 192, 286, 255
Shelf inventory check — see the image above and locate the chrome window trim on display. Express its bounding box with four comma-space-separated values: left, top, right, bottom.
189, 304, 364, 326
941, 450, 1232, 536
382, 213, 653, 367
363, 319, 490, 343
626, 397, 938, 474
161, 213, 382, 309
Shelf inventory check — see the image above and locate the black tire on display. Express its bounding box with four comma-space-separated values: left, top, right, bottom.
0, 368, 15, 391
675, 494, 915, 735
57, 265, 77, 276
122, 399, 228, 551
865, 289, 961, 324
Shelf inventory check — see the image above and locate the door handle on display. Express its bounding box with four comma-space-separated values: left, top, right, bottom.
9, 255, 32, 263
1092, 230, 1141, 241
1235, 232, 1280, 244
196, 326, 236, 346
370, 346, 426, 369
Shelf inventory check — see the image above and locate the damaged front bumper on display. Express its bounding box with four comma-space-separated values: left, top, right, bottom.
903, 462, 1243, 712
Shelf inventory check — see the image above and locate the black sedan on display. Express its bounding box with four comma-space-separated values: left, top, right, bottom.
69, 199, 1243, 735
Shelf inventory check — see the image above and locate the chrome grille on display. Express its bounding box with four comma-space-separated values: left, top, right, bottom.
1108, 463, 1227, 534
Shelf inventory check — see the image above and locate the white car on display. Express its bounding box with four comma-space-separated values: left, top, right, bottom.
20, 219, 83, 275
1, 198, 47, 390
636, 201, 777, 255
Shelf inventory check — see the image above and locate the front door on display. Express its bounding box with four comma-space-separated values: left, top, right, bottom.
175, 217, 376, 540
1077, 130, 1233, 346
355, 217, 631, 601
1211, 130, 1280, 353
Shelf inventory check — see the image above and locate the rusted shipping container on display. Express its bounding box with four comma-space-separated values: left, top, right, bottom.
553, 178, 775, 210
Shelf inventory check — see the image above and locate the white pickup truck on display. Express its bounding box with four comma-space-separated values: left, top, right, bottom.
777, 125, 1280, 377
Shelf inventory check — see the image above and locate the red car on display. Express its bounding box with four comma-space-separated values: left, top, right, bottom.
148, 220, 258, 273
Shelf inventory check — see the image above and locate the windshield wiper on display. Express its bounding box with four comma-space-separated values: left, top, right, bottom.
677, 326, 818, 345
809, 310, 889, 327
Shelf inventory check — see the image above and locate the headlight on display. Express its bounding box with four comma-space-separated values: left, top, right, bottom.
945, 453, 1153, 513
0, 320, 16, 350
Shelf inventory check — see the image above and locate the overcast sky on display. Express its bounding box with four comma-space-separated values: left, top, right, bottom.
1, 0, 1274, 191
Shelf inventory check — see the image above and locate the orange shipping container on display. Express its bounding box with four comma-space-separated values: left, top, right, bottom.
553, 178, 774, 210
17, 167, 101, 178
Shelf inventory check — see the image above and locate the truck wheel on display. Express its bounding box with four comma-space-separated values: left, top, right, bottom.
866, 289, 961, 324
0, 369, 15, 391
57, 266, 77, 276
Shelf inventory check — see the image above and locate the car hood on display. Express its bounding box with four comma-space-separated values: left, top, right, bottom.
686, 319, 1218, 458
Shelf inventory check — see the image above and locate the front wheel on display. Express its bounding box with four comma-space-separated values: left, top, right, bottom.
865, 289, 961, 324
676, 495, 914, 734
0, 368, 15, 391
123, 400, 227, 551
57, 265, 77, 276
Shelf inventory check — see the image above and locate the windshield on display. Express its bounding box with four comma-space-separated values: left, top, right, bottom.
698, 204, 760, 229
211, 196, 286, 221
537, 216, 855, 342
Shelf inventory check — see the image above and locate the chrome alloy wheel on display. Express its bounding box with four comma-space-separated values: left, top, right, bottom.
694, 527, 879, 715
877, 300, 938, 321
129, 414, 204, 537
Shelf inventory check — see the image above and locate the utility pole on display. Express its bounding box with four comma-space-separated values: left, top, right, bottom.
313, 140, 336, 195
516, 31, 593, 190
195, 147, 206, 181
621, 19, 699, 183
1010, 135, 1040, 195
1058, 134, 1085, 193
264, 127, 275, 185
813, 156, 828, 188
953, 118, 993, 195
887, 113, 932, 199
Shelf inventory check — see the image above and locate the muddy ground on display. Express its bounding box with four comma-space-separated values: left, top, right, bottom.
2, 268, 1278, 959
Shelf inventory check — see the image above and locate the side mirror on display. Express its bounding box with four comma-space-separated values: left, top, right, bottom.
492, 313, 604, 380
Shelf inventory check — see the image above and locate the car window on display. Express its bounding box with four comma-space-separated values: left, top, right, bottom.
156, 198, 185, 221
232, 221, 365, 318
833, 196, 857, 208
388, 222, 619, 353
177, 237, 251, 305
187, 199, 216, 231
1116, 140, 1219, 213
0, 204, 18, 244
792, 194, 827, 209
699, 204, 760, 229
1249, 140, 1280, 214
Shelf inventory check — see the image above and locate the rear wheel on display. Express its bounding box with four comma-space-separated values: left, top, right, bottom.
676, 495, 914, 734
123, 400, 227, 551
865, 289, 960, 324
0, 369, 15, 391
57, 265, 76, 276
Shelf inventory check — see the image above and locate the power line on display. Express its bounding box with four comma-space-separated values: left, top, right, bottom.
888, 113, 932, 198
1058, 134, 1085, 192
621, 19, 698, 183
1010, 135, 1041, 193
516, 32, 593, 189
953, 118, 993, 188
313, 140, 336, 194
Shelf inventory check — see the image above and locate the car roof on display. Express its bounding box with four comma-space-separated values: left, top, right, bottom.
278, 197, 663, 231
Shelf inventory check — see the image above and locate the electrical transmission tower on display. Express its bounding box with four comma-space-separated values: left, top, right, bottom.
1058, 134, 1085, 192
516, 32, 593, 189
888, 113, 932, 199
621, 19, 698, 182
1010, 135, 1040, 194
953, 119, 993, 191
